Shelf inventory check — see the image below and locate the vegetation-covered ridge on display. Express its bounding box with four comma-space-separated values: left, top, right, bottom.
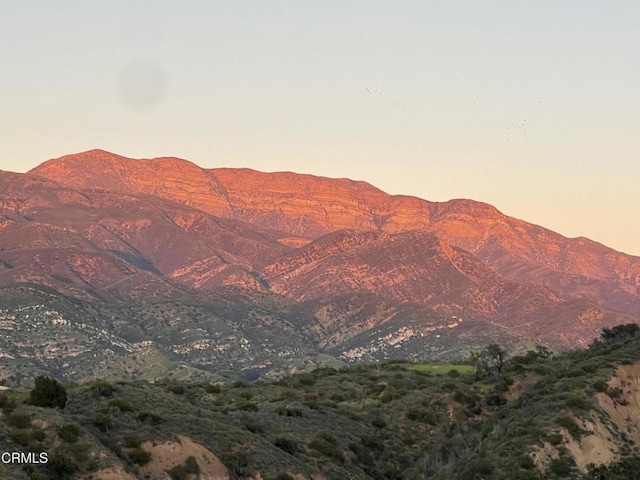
1, 325, 640, 479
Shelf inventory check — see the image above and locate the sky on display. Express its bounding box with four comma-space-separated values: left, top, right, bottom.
1, 1, 639, 255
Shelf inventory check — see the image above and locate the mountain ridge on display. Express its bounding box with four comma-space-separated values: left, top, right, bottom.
29, 149, 640, 314
0, 148, 637, 384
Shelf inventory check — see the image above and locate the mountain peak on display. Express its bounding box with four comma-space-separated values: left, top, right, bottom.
32, 149, 203, 178
30, 149, 233, 214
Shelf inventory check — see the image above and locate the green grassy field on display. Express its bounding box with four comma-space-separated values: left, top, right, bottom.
406, 363, 476, 375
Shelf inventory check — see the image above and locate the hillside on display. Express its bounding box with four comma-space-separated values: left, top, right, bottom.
0, 149, 638, 384
30, 150, 640, 314
1, 329, 640, 479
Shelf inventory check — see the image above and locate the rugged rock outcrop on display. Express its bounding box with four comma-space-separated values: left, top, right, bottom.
0, 171, 287, 300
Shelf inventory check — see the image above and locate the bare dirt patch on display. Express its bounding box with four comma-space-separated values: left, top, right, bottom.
139, 435, 229, 480
532, 361, 640, 474
531, 412, 619, 475
534, 360, 640, 474
77, 465, 136, 480
563, 413, 619, 472
596, 361, 640, 446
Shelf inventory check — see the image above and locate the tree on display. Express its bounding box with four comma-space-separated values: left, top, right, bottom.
590, 323, 640, 349
471, 344, 507, 377
28, 376, 67, 409
601, 323, 640, 345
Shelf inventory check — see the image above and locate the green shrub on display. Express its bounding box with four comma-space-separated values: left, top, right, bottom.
486, 392, 507, 406
441, 382, 458, 392
549, 456, 573, 477
167, 464, 188, 480
89, 379, 115, 398
129, 448, 151, 466
243, 419, 265, 434
587, 456, 640, 479
472, 457, 494, 474
330, 392, 345, 402
298, 373, 316, 386
274, 437, 299, 455
167, 456, 200, 480
348, 442, 374, 466
453, 390, 478, 408
9, 430, 30, 446
308, 438, 344, 462
0, 393, 16, 413
137, 410, 162, 425
219, 451, 249, 477
557, 415, 582, 439
371, 416, 387, 429
6, 413, 31, 429
69, 441, 91, 463
123, 434, 141, 448
94, 412, 111, 432
607, 387, 623, 399
238, 390, 253, 400
519, 455, 535, 469
276, 405, 302, 417
565, 391, 592, 410
108, 398, 134, 412
547, 432, 564, 445
184, 456, 199, 474
593, 379, 608, 392
234, 401, 258, 412
406, 408, 437, 424
28, 376, 67, 408
58, 423, 81, 443
204, 383, 221, 394
31, 428, 46, 442
318, 432, 338, 445
167, 384, 185, 395
50, 453, 78, 476
361, 434, 384, 452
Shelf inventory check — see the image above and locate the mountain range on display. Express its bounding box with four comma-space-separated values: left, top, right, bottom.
1, 149, 639, 384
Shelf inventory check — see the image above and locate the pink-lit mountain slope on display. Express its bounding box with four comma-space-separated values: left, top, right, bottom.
30, 149, 640, 315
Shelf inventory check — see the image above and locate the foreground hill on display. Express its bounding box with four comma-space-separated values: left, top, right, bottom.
1, 330, 640, 479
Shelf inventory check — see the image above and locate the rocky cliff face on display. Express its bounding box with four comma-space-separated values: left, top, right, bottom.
0, 171, 287, 300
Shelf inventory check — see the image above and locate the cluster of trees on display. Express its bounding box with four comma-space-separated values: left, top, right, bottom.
592, 323, 640, 348
471, 323, 640, 377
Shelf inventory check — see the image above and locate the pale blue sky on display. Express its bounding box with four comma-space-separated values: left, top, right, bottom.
1, 1, 639, 254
